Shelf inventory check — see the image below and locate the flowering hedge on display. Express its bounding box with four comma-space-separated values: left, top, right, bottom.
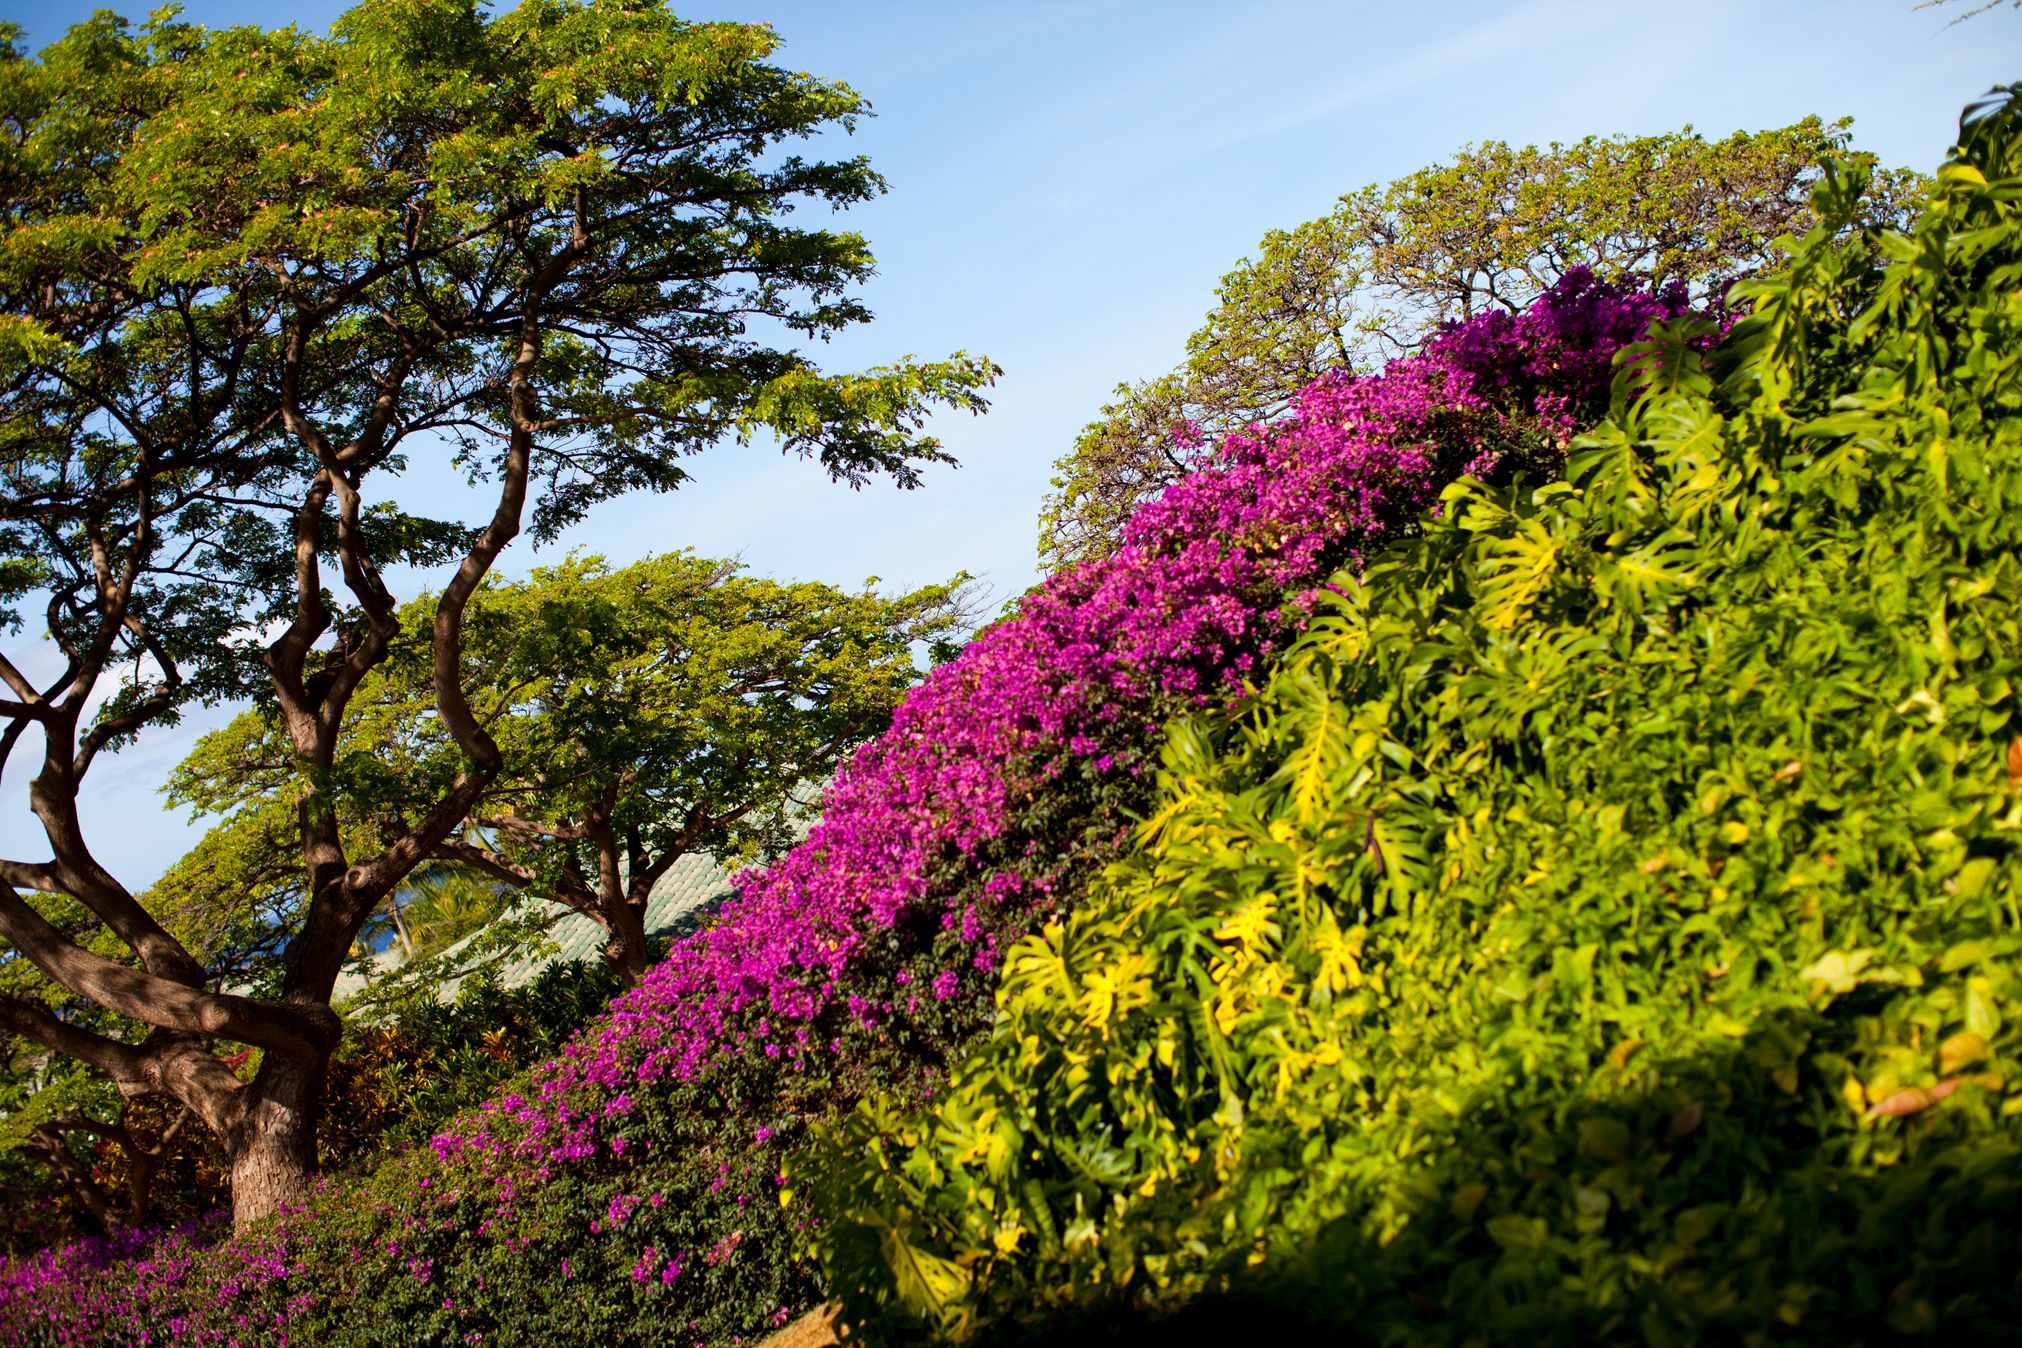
0, 271, 1693, 1347
464, 267, 1695, 1160
802, 103, 2022, 1344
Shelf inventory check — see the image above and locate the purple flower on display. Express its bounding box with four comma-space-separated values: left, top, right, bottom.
415, 271, 1686, 1183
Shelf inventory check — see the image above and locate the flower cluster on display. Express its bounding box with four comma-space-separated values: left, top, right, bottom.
448, 268, 1692, 1166
0, 1214, 320, 1347
1, 271, 1693, 1348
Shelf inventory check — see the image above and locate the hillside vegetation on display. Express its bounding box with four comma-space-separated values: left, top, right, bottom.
0, 257, 1695, 1348
4, 37, 2012, 1348
806, 88, 2022, 1344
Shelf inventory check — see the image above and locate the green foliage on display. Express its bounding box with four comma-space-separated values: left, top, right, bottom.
371, 865, 514, 965
0, 882, 209, 1248
2, 0, 997, 541
152, 1096, 825, 1348
1039, 117, 1927, 571
130, 799, 340, 1000
365, 550, 974, 877
0, 1043, 117, 1252
0, 1088, 229, 1256
320, 960, 622, 1165
164, 549, 974, 984
807, 90, 2022, 1344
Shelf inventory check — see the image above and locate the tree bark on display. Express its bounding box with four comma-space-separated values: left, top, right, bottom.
585, 795, 656, 984
222, 1051, 324, 1224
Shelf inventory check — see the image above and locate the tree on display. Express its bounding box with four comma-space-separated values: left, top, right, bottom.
0, 0, 994, 1226
170, 551, 981, 987
1037, 117, 1925, 571
362, 863, 513, 965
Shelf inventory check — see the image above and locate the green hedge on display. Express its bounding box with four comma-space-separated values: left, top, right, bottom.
801, 88, 2022, 1344
319, 959, 628, 1168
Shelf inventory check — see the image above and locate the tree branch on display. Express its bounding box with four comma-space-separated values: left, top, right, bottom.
0, 649, 40, 704
0, 890, 336, 1057
429, 834, 598, 914
0, 995, 151, 1084
28, 1123, 112, 1227
0, 858, 59, 892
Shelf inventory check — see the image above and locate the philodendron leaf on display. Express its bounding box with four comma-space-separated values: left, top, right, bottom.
1486, 1214, 1549, 1254
1967, 977, 2004, 1040
881, 1225, 972, 1328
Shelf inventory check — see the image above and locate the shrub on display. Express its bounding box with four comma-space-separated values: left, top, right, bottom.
802, 89, 2022, 1344
0, 242, 1693, 1348
319, 960, 626, 1167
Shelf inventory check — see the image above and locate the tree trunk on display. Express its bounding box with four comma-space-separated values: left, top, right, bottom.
122, 1138, 161, 1230
223, 1051, 325, 1226
602, 893, 654, 986
388, 890, 416, 960
588, 809, 655, 986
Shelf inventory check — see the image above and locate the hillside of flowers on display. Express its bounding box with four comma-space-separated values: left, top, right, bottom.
472, 266, 1696, 1141
803, 96, 2022, 1344
0, 271, 1699, 1347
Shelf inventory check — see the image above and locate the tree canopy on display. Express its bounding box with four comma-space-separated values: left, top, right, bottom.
1037, 117, 1925, 571
169, 551, 980, 987
0, 0, 993, 1225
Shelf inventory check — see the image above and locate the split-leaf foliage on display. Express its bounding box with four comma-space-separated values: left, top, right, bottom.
807, 85, 2022, 1345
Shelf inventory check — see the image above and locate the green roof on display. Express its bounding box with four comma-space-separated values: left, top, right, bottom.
331, 849, 740, 1005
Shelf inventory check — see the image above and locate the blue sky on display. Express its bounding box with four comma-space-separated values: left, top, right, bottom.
2, 0, 2019, 887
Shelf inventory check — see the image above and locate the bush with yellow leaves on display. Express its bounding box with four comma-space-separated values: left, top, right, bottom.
800, 84, 2022, 1347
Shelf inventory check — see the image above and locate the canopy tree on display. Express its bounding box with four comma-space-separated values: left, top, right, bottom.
0, 0, 994, 1225
169, 551, 980, 988
1038, 117, 1925, 570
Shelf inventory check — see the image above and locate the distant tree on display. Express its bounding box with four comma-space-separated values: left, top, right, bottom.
0, 0, 993, 1226
171, 552, 979, 987
362, 863, 513, 965
1038, 118, 1925, 571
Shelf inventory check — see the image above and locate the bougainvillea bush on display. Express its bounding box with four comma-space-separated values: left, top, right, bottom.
0, 271, 1693, 1345
486, 264, 1698, 1136
805, 93, 2022, 1345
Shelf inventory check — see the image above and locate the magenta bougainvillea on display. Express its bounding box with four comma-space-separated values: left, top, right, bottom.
0, 271, 1694, 1347
443, 268, 1694, 1166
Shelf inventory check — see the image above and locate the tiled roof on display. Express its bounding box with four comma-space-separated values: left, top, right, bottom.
331, 849, 739, 1006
